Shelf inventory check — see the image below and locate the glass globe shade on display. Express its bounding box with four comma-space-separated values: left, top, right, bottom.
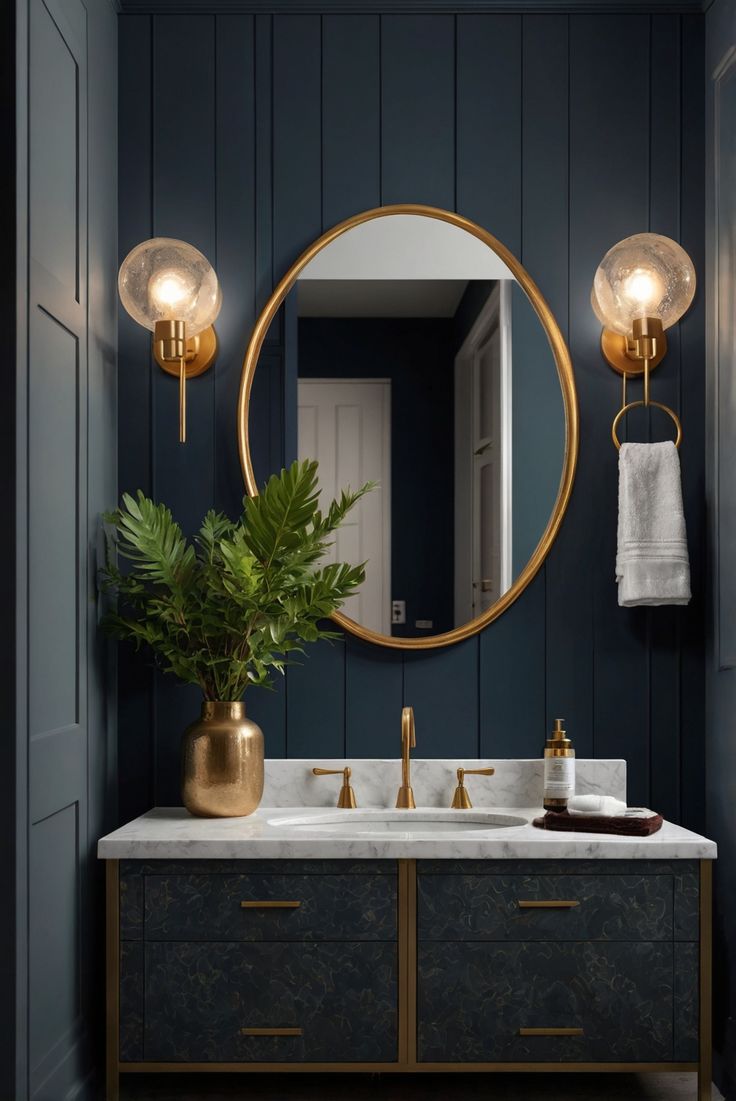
118, 237, 221, 337
591, 232, 695, 336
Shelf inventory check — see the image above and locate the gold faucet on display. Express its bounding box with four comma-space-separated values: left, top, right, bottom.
450, 766, 495, 809
395, 706, 416, 809
312, 766, 357, 808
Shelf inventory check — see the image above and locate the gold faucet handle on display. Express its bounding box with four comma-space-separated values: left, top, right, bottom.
312, 767, 357, 809
451, 766, 495, 809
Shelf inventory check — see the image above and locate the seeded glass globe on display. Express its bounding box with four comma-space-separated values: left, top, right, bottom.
118, 237, 221, 336
591, 233, 695, 336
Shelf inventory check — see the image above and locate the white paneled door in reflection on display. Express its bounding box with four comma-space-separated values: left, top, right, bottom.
298, 379, 391, 635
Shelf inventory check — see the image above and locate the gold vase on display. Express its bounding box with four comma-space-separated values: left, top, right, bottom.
181, 701, 264, 818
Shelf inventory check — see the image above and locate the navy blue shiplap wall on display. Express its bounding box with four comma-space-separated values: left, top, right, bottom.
706, 0, 736, 1096
118, 11, 705, 829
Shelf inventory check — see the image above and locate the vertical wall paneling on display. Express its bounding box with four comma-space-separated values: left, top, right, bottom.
254, 13, 273, 315
118, 14, 155, 823
380, 15, 455, 208
707, 2, 736, 1094
345, 639, 404, 758
151, 15, 218, 805
404, 639, 479, 758
285, 639, 347, 759
455, 14, 522, 253
215, 15, 256, 521
321, 15, 381, 228
678, 11, 706, 833
479, 574, 546, 758
151, 14, 217, 535
569, 15, 652, 807
272, 15, 322, 275
236, 12, 289, 756
116, 11, 705, 829
648, 15, 684, 823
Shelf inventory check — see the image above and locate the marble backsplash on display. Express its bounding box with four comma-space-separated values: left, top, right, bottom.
261, 758, 626, 809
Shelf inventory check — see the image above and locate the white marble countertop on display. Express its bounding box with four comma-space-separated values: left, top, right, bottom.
97, 804, 717, 861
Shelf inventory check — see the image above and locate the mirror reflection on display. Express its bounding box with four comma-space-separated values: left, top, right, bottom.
260, 215, 566, 640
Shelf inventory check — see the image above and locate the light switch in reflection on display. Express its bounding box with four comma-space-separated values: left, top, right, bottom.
391, 600, 406, 625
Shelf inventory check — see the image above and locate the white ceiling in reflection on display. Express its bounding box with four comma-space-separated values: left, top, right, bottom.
298, 214, 515, 282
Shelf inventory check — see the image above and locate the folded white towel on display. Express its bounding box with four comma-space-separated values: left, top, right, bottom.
567, 795, 627, 817
616, 441, 691, 607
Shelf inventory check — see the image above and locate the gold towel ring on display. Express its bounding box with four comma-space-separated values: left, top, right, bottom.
611, 399, 682, 451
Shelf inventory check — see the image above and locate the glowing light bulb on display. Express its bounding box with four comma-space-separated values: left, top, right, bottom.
591, 233, 695, 336
149, 270, 195, 312
118, 237, 221, 336
624, 268, 662, 307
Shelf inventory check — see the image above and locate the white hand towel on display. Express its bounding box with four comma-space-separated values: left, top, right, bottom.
567, 795, 627, 817
616, 440, 691, 607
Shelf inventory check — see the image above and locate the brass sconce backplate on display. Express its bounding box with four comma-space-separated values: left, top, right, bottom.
154, 325, 218, 378
600, 327, 667, 376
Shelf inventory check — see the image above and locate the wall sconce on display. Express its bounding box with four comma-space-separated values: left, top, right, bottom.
591, 233, 695, 447
118, 237, 221, 443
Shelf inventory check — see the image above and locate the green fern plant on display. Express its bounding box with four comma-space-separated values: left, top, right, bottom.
100, 460, 372, 701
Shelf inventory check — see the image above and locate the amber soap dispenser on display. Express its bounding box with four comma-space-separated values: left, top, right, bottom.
543, 718, 575, 812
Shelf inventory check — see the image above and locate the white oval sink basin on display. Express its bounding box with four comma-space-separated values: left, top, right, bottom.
268, 810, 527, 835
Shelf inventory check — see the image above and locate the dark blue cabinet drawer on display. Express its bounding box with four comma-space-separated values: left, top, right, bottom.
144, 872, 397, 941
144, 941, 397, 1062
418, 940, 674, 1063
418, 874, 673, 941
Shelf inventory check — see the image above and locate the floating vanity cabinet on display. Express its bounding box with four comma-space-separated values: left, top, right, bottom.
106, 857, 712, 1100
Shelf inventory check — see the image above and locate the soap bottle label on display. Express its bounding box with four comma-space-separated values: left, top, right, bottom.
544, 756, 575, 799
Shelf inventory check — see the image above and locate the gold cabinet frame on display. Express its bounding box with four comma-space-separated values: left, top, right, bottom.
237, 204, 579, 650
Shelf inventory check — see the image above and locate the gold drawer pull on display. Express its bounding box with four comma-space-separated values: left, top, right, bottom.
240, 1027, 303, 1037
240, 900, 302, 909
519, 1027, 584, 1037
517, 900, 580, 909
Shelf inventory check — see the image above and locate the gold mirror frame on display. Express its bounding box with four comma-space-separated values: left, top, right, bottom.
238, 204, 578, 650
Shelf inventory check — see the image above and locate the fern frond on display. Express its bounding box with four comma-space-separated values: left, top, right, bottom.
99, 463, 372, 701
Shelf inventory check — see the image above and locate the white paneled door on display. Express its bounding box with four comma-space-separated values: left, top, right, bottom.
298, 379, 391, 635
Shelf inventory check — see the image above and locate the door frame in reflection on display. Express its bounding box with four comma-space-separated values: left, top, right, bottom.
454, 284, 513, 624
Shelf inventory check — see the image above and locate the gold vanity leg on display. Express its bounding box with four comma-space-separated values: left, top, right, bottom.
106, 860, 120, 1101
698, 859, 713, 1101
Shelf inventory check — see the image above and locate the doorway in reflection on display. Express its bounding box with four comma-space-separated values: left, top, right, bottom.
294, 279, 499, 638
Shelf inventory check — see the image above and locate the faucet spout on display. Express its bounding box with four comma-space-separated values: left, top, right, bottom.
396, 706, 417, 809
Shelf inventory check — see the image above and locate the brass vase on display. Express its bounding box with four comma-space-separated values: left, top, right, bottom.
181, 701, 264, 818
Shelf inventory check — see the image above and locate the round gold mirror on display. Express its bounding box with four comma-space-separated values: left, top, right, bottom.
238, 204, 578, 650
